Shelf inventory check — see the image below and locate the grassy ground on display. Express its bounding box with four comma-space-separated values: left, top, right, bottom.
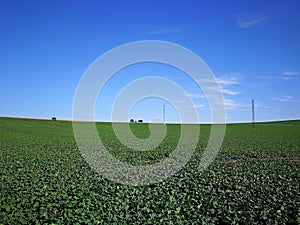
0, 117, 299, 224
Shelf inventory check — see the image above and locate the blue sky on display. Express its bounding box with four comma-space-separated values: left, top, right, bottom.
1, 0, 300, 123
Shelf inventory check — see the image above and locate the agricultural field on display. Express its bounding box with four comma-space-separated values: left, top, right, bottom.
0, 117, 299, 224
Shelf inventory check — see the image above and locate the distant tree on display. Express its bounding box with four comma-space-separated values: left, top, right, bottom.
130, 119, 134, 123
51, 117, 57, 121
138, 120, 143, 123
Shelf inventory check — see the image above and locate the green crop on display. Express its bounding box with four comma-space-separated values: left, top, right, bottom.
0, 117, 299, 224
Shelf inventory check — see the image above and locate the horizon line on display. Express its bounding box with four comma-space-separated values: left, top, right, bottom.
1, 116, 299, 125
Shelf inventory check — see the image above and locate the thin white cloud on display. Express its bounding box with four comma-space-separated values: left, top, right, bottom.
216, 78, 239, 85
272, 96, 300, 103
172, 98, 187, 104
223, 99, 243, 110
221, 88, 240, 95
194, 104, 205, 109
171, 96, 205, 108
281, 70, 300, 80
280, 76, 293, 80
185, 93, 206, 99
282, 71, 300, 76
175, 102, 205, 110
209, 74, 241, 96
237, 15, 271, 28
216, 73, 242, 85
149, 27, 181, 34
207, 86, 240, 95
254, 101, 271, 110
187, 73, 242, 111
196, 73, 241, 86
217, 75, 243, 110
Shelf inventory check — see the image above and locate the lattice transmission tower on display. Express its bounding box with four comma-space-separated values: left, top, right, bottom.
252, 98, 255, 128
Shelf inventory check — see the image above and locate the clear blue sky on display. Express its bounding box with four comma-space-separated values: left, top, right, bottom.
1, 0, 299, 123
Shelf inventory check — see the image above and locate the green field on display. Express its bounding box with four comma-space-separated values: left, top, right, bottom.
0, 117, 299, 224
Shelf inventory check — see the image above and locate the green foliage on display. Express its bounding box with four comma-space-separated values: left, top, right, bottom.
0, 117, 299, 224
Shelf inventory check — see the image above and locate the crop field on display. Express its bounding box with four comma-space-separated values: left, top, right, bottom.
0, 117, 299, 224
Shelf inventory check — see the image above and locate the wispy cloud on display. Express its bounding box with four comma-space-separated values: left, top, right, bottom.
272, 96, 300, 103
216, 74, 242, 110
185, 93, 205, 99
281, 70, 300, 80
282, 71, 300, 76
193, 104, 205, 109
186, 73, 243, 110
196, 73, 242, 86
171, 96, 205, 109
221, 88, 240, 95
217, 72, 242, 83
216, 73, 241, 95
173, 99, 205, 110
172, 98, 187, 104
196, 74, 241, 92
223, 99, 243, 110
281, 76, 293, 80
148, 27, 181, 35
216, 77, 239, 85
237, 15, 271, 28
207, 86, 240, 95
